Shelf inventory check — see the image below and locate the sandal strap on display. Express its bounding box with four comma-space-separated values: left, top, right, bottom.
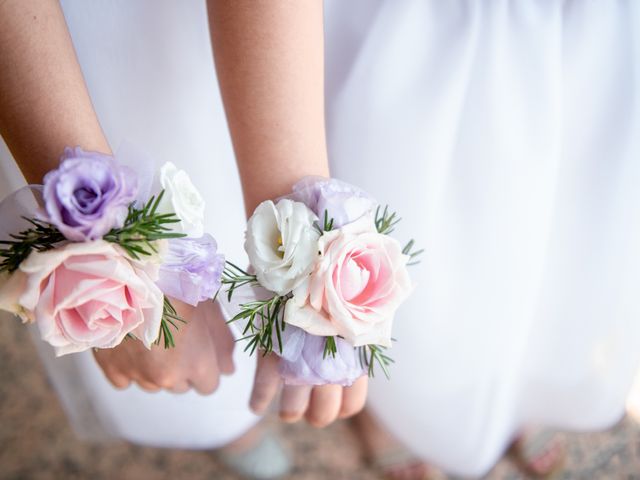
214, 432, 291, 480
515, 430, 561, 462
370, 446, 422, 470
511, 429, 566, 478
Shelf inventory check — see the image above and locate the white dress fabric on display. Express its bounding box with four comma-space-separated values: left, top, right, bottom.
0, 0, 639, 474
0, 0, 258, 449
324, 0, 640, 476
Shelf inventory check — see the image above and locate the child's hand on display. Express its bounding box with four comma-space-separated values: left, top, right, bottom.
93, 299, 235, 394
249, 353, 368, 427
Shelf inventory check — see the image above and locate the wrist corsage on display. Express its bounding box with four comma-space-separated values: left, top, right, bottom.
0, 147, 224, 355
223, 177, 421, 385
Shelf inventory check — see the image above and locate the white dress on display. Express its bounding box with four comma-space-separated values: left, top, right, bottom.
324, 0, 640, 476
0, 0, 639, 475
0, 0, 258, 449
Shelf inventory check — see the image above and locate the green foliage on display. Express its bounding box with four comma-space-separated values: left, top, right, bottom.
313, 209, 335, 235
230, 295, 288, 356
0, 218, 66, 273
155, 297, 186, 349
323, 336, 337, 359
375, 205, 401, 235
358, 344, 395, 379
402, 239, 424, 266
221, 261, 259, 301
0, 190, 188, 349
103, 190, 185, 259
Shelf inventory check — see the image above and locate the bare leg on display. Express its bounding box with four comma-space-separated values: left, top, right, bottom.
351, 409, 433, 480
510, 428, 566, 478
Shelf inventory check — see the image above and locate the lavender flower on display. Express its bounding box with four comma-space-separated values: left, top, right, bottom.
42, 147, 138, 241
276, 325, 366, 386
156, 234, 225, 306
291, 176, 376, 228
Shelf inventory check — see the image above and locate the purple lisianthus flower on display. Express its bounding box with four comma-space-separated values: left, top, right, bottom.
291, 176, 377, 228
275, 325, 366, 386
42, 147, 138, 241
156, 234, 225, 306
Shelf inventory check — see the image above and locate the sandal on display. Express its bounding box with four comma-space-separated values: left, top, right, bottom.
369, 446, 433, 480
351, 409, 433, 480
214, 429, 291, 480
510, 428, 566, 478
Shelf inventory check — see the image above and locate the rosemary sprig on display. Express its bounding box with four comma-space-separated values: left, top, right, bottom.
375, 205, 401, 235
0, 218, 66, 273
323, 336, 338, 359
103, 190, 185, 259
228, 295, 288, 356
314, 209, 335, 235
221, 261, 259, 301
358, 344, 395, 379
402, 239, 424, 266
154, 296, 187, 349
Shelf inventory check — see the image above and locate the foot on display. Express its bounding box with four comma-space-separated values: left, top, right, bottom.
214, 422, 291, 480
351, 409, 433, 480
510, 428, 566, 478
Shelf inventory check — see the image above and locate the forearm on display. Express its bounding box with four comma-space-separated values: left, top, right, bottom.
207, 0, 329, 216
0, 0, 109, 184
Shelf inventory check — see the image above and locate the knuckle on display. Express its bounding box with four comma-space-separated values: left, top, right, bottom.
339, 403, 364, 419
169, 384, 190, 394
137, 381, 161, 392
103, 369, 129, 389
307, 411, 337, 429
154, 373, 176, 389
339, 397, 366, 418
219, 360, 235, 376
111, 377, 130, 390
250, 393, 272, 414
201, 377, 220, 395
279, 409, 305, 423
192, 363, 213, 378
195, 382, 217, 396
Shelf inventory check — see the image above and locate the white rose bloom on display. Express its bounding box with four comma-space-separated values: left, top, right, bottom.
157, 162, 205, 238
245, 199, 320, 295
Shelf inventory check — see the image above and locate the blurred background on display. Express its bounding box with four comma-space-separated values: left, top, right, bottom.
1, 317, 639, 480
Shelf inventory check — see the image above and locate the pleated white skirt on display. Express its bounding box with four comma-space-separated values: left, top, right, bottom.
0, 1, 638, 474
325, 0, 640, 475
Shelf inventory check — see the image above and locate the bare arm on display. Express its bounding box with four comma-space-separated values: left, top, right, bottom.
208, 1, 367, 426
0, 0, 232, 395
208, 0, 330, 216
0, 0, 109, 183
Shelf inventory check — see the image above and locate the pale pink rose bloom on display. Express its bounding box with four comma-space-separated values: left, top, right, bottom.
284, 215, 413, 347
0, 241, 163, 356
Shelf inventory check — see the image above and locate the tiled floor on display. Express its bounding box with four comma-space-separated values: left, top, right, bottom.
1, 318, 639, 480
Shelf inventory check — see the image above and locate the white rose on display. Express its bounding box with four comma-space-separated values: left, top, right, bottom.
245, 199, 320, 295
157, 162, 205, 238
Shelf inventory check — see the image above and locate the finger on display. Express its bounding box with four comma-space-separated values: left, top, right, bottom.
93, 350, 126, 387
206, 301, 236, 375
339, 376, 368, 419
169, 381, 191, 394
103, 368, 132, 390
306, 384, 342, 428
185, 322, 221, 395
250, 354, 282, 415
190, 361, 221, 395
205, 302, 236, 375
279, 385, 312, 423
152, 370, 191, 392
135, 379, 161, 392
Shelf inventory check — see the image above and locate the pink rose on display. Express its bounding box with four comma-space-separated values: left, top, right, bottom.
0, 241, 163, 356
284, 215, 412, 347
